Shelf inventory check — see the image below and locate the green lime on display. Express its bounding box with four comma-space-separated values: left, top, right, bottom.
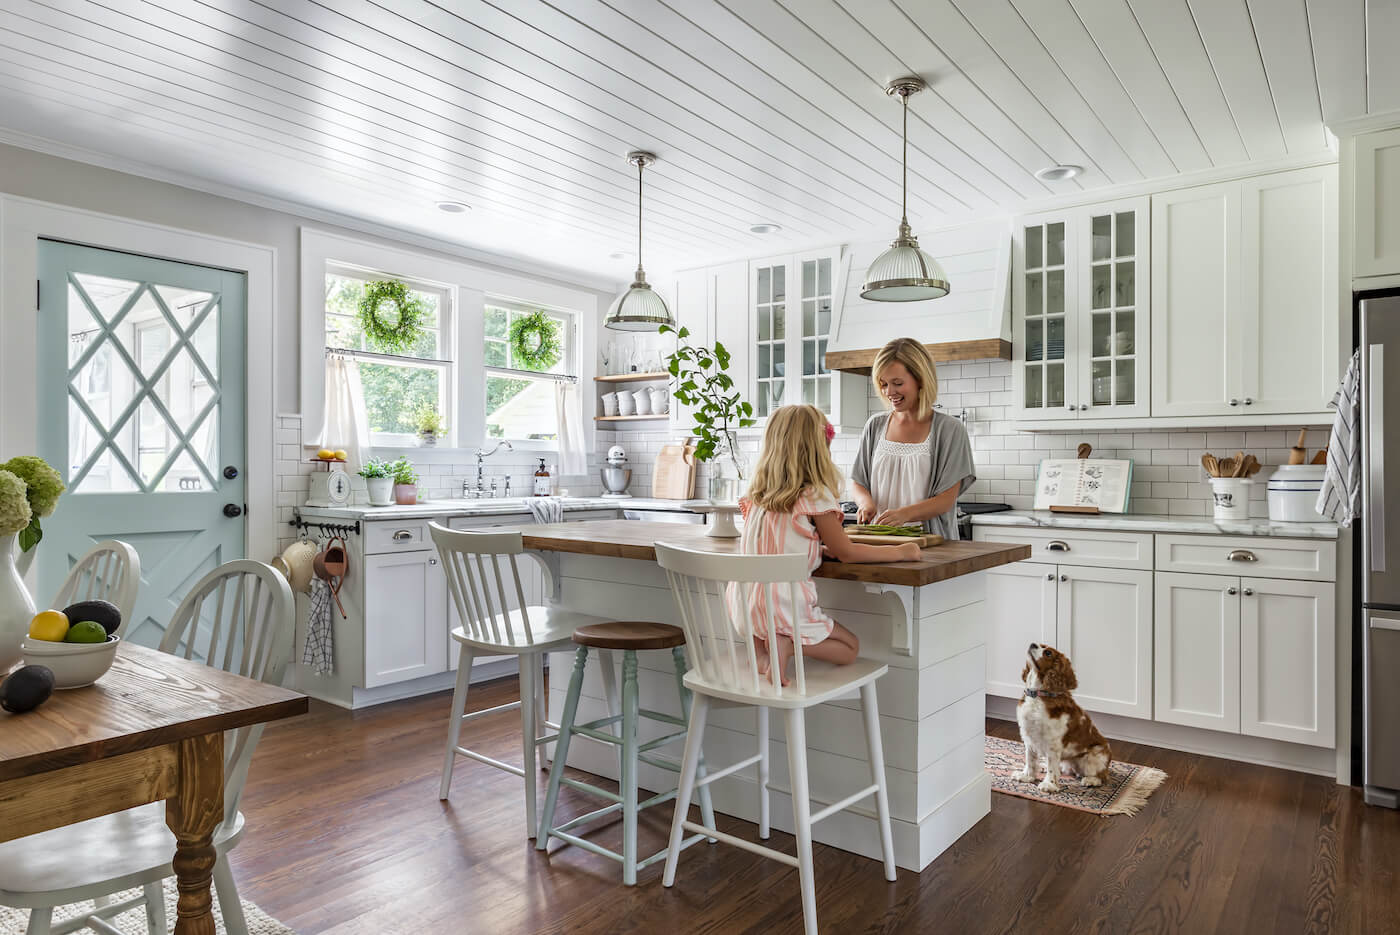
64, 620, 108, 644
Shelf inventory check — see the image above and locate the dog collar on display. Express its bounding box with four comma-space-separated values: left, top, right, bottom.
1023, 688, 1063, 699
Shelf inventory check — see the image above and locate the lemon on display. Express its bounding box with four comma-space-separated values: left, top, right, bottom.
64, 621, 107, 644
316, 448, 335, 460
332, 449, 347, 461
27, 610, 69, 642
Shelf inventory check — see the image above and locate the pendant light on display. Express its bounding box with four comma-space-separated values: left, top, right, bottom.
605, 151, 674, 331
861, 78, 950, 302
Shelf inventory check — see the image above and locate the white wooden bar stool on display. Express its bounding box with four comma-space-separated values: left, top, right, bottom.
430, 523, 609, 838
535, 621, 718, 885
655, 543, 897, 935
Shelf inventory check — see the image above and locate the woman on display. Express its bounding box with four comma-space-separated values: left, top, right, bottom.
850, 338, 976, 540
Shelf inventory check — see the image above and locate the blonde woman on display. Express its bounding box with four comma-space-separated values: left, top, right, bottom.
850, 338, 976, 539
732, 404, 920, 684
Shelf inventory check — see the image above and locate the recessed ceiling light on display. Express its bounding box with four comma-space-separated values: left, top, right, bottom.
1034, 164, 1083, 182
749, 223, 782, 234
435, 200, 471, 213
609, 251, 635, 261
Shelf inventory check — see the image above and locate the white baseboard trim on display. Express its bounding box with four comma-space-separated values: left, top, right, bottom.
297, 657, 521, 710
985, 697, 1336, 777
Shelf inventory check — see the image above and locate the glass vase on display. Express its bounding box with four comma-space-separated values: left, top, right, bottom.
707, 431, 750, 505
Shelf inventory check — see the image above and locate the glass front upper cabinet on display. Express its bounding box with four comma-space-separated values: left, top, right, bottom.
1019, 219, 1073, 417
751, 249, 840, 421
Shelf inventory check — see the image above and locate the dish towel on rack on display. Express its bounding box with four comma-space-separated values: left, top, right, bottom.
1317, 348, 1361, 526
526, 497, 565, 524
303, 578, 335, 675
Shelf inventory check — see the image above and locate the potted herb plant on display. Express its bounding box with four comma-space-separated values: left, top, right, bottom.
659, 324, 757, 503
391, 457, 419, 505
415, 407, 447, 447
358, 458, 395, 507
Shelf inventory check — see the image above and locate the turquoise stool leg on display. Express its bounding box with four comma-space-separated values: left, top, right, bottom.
671, 645, 717, 840
536, 646, 589, 848
620, 651, 641, 885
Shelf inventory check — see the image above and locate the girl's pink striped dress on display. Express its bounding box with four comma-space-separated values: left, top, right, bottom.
726, 488, 840, 646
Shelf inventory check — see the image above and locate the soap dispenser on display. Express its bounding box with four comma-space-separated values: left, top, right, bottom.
533, 458, 551, 497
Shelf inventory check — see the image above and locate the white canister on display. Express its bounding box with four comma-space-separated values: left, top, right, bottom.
1266, 464, 1327, 522
617, 391, 636, 416
632, 389, 652, 415
1209, 477, 1252, 521
648, 385, 669, 414
601, 392, 619, 416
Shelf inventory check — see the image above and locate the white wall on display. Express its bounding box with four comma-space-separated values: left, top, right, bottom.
0, 142, 618, 414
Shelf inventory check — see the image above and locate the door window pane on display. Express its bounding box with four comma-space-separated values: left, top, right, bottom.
1115, 311, 1136, 356
1026, 273, 1043, 316
758, 344, 770, 379
1025, 364, 1043, 408
818, 258, 831, 295
803, 300, 815, 335
1115, 261, 1135, 307
1025, 226, 1043, 270
1047, 363, 1065, 408
1047, 270, 1064, 316
1116, 359, 1136, 405
802, 260, 816, 298
1047, 317, 1065, 361
1092, 264, 1111, 309
757, 306, 771, 342
1047, 222, 1065, 266
1116, 212, 1135, 257
772, 266, 785, 302
757, 267, 771, 304
1092, 359, 1112, 406
773, 304, 785, 339
1025, 318, 1044, 362
1092, 215, 1111, 261
1092, 313, 1112, 358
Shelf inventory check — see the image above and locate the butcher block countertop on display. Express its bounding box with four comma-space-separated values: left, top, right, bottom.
518, 520, 1031, 588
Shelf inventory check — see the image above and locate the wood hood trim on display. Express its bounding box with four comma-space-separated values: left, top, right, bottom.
825, 338, 1011, 375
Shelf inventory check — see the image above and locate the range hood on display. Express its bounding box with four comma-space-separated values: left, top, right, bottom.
826, 219, 1011, 374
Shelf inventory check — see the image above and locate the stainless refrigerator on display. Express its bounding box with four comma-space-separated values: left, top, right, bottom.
1363, 294, 1400, 807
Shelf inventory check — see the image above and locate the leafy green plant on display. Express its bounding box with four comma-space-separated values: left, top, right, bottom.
659, 324, 756, 464
357, 458, 394, 480
358, 280, 428, 353
389, 457, 418, 486
415, 407, 447, 436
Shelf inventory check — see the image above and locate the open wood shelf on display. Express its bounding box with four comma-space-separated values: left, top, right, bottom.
594, 372, 670, 383
595, 414, 669, 422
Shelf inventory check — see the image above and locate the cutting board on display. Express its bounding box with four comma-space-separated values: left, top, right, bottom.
845, 532, 944, 548
652, 441, 696, 500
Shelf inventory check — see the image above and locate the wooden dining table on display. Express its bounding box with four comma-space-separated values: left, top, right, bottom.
0, 642, 308, 934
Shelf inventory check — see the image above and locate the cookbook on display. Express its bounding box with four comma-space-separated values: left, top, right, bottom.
1033, 458, 1133, 513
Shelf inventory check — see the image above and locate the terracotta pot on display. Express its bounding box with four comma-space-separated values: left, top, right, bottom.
394, 483, 418, 505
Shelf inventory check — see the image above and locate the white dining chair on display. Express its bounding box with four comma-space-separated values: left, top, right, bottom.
51, 539, 140, 635
0, 560, 295, 935
430, 523, 610, 837
655, 542, 897, 935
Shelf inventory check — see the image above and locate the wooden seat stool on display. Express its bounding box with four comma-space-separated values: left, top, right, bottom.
536, 621, 718, 885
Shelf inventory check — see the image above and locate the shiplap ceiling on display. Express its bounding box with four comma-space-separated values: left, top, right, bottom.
0, 0, 1391, 283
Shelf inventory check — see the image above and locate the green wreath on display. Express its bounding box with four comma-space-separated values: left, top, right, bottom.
358, 280, 427, 353
509, 310, 562, 372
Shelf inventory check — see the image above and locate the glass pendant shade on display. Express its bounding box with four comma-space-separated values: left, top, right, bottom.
605, 278, 671, 331
862, 77, 950, 303
606, 151, 674, 332
861, 222, 950, 302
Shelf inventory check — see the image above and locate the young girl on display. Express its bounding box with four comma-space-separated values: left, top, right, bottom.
731, 404, 923, 685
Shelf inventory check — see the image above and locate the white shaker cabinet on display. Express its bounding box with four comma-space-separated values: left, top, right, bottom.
1153, 571, 1241, 734
363, 549, 448, 688
1240, 576, 1336, 748
1056, 566, 1154, 719
1151, 166, 1338, 419
1352, 127, 1400, 279
982, 561, 1057, 699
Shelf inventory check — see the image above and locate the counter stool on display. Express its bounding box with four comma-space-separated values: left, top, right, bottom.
536, 621, 718, 885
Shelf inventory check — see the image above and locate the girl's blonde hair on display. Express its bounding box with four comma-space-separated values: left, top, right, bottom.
746, 405, 843, 513
871, 337, 939, 420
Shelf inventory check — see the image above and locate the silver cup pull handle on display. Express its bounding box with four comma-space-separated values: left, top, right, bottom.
393, 530, 413, 542
1047, 540, 1070, 552
1226, 549, 1257, 562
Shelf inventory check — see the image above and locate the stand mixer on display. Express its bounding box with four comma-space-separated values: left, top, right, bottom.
599, 444, 632, 498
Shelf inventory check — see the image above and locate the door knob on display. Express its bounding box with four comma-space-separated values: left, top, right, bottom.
223, 466, 239, 480
1227, 586, 1238, 595
222, 503, 243, 518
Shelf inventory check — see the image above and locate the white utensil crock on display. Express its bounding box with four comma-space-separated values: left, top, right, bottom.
1209, 477, 1251, 521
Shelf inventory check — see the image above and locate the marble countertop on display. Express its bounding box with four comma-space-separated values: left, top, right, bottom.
298, 496, 702, 521
968, 509, 1339, 539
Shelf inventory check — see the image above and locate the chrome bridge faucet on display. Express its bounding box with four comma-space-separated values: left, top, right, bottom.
464, 440, 514, 498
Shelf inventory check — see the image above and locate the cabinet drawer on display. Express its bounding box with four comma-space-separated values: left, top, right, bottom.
972, 526, 1153, 570
364, 520, 433, 554
1155, 534, 1336, 582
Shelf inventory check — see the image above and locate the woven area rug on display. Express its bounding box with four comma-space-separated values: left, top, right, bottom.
986, 735, 1167, 816
0, 879, 296, 935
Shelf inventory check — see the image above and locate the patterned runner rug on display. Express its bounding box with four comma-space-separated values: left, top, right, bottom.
986, 734, 1167, 816
0, 878, 295, 935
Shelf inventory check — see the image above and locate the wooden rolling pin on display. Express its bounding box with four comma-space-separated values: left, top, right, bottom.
1289, 428, 1308, 465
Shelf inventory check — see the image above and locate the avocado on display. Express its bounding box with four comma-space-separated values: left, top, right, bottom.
60, 599, 121, 636
1, 665, 55, 714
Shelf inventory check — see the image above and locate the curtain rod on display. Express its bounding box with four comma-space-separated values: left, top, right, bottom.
326, 346, 452, 366
484, 365, 578, 384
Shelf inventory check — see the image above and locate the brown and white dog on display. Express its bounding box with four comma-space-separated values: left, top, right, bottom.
1015, 642, 1112, 793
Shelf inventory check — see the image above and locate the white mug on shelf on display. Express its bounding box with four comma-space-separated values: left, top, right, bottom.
617, 391, 636, 416
632, 389, 653, 415
601, 392, 619, 416
648, 385, 669, 414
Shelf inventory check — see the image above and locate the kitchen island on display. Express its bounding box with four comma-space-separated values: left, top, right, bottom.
520, 520, 1030, 872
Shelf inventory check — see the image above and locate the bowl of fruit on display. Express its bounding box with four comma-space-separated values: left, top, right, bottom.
20, 599, 123, 689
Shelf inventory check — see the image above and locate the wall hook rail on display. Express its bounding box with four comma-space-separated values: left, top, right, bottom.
290, 510, 360, 538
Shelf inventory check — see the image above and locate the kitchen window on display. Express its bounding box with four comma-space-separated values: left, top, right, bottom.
483, 301, 577, 441
323, 267, 453, 447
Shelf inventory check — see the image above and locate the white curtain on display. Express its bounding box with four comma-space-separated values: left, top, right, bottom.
318, 354, 371, 472
554, 380, 588, 477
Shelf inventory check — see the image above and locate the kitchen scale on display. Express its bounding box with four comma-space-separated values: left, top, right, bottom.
306, 459, 353, 507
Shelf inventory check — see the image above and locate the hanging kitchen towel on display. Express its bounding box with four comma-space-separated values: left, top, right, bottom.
303, 577, 335, 675
1317, 348, 1361, 526
554, 380, 588, 476
526, 496, 565, 524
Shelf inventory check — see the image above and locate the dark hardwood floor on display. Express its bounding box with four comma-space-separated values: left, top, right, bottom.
232, 677, 1400, 935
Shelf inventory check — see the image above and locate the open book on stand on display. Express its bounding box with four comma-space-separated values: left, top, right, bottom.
1033, 459, 1133, 513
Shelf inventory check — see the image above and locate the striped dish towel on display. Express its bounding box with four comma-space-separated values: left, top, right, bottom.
1317, 349, 1361, 526
526, 497, 565, 524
